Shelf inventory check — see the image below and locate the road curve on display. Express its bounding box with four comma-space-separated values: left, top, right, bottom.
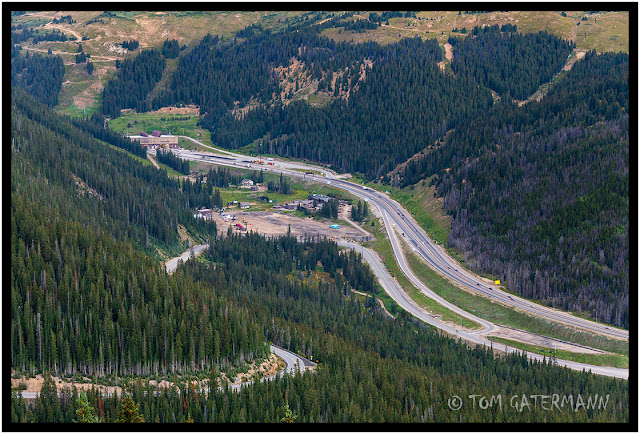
336, 239, 628, 379
171, 144, 627, 340
159, 143, 629, 378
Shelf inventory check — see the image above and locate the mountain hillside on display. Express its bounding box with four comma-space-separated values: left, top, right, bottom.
400, 51, 629, 327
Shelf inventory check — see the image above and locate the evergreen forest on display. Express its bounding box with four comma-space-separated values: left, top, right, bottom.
10, 86, 629, 425
9, 10, 629, 425
399, 51, 629, 327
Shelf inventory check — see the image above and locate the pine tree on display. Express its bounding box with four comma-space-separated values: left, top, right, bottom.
116, 395, 145, 423
280, 404, 297, 423
75, 391, 99, 423
34, 371, 61, 423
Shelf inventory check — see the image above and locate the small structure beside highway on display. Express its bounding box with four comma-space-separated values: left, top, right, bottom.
127, 130, 179, 149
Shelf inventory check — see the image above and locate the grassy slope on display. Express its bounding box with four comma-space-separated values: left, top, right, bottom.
390, 179, 451, 246
108, 111, 207, 138
319, 11, 628, 53
405, 251, 628, 356
12, 10, 628, 117
489, 336, 629, 369
13, 11, 308, 117
365, 219, 481, 330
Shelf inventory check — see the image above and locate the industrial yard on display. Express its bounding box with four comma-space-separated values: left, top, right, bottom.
210, 209, 371, 242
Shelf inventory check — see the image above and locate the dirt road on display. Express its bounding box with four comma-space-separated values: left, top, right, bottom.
147, 153, 160, 169
164, 244, 208, 273
43, 22, 83, 42
25, 46, 123, 63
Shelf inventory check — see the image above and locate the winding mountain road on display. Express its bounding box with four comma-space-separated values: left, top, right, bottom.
335, 239, 628, 379
170, 141, 628, 338
149, 139, 629, 379
18, 345, 314, 398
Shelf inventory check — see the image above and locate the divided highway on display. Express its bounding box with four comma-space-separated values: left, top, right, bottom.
157, 140, 629, 378
170, 142, 627, 340
336, 239, 628, 379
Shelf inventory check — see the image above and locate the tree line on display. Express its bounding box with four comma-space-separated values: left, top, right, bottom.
11, 28, 70, 45
156, 149, 190, 175
399, 52, 629, 327
101, 49, 166, 118
11, 228, 629, 423
449, 25, 574, 100
11, 50, 65, 107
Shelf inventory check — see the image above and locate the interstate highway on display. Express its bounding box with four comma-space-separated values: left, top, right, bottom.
335, 239, 628, 379
168, 144, 628, 343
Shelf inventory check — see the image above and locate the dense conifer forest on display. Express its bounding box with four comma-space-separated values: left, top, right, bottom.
11, 50, 65, 107
101, 49, 166, 118
151, 25, 494, 179
399, 51, 629, 327
10, 86, 628, 424
10, 10, 629, 424
449, 25, 574, 100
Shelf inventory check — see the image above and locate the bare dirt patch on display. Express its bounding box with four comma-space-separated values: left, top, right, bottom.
444, 42, 453, 61
222, 353, 283, 386
211, 210, 368, 241
152, 105, 201, 116
563, 50, 586, 71
72, 63, 115, 110
72, 174, 104, 200
11, 353, 283, 396
146, 153, 160, 169
11, 374, 122, 396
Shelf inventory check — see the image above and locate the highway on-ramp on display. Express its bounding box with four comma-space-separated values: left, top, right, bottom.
157, 142, 629, 378
336, 239, 629, 379
170, 144, 627, 339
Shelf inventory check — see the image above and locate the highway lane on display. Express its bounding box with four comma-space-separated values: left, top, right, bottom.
336, 239, 629, 379
315, 175, 629, 340
375, 209, 496, 334
156, 146, 629, 378
337, 239, 487, 342
167, 146, 628, 341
